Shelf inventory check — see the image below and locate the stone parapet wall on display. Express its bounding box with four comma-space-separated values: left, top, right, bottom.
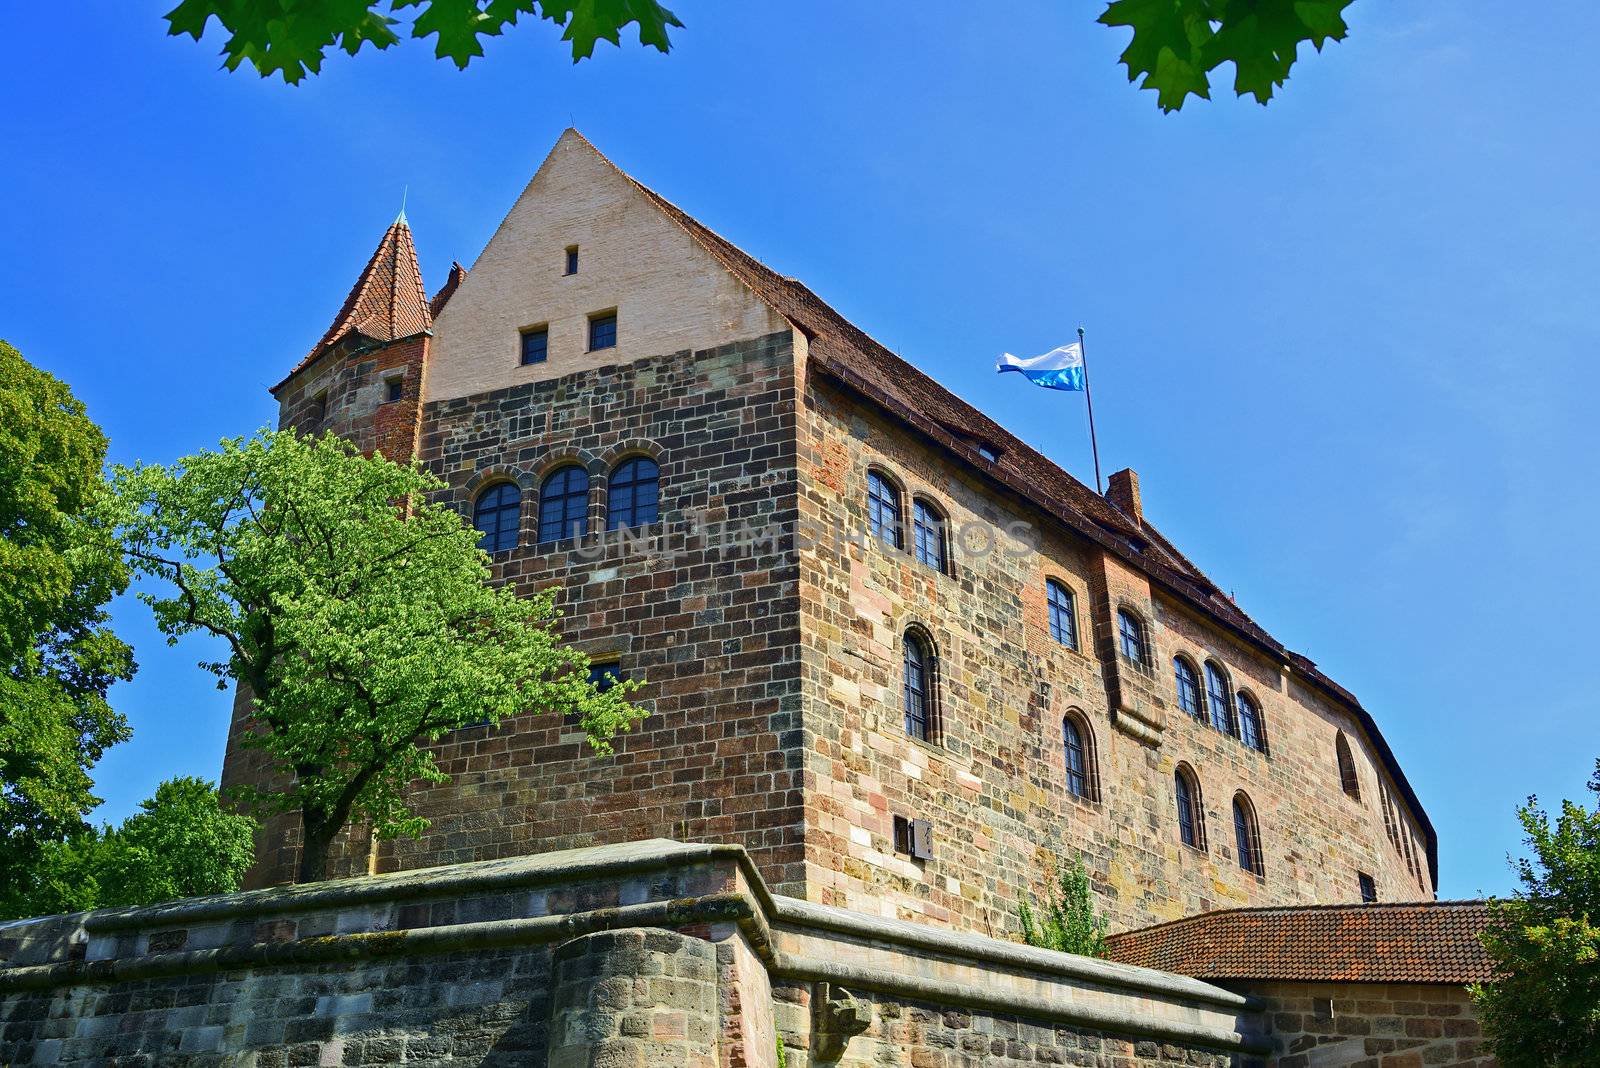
1231, 980, 1493, 1068
0, 840, 1266, 1068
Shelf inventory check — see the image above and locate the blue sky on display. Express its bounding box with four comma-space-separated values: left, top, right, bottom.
2, 3, 1594, 900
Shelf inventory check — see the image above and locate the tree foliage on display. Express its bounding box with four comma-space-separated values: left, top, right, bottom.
0, 777, 257, 920
1471, 759, 1600, 1066
1100, 0, 1354, 112
164, 0, 682, 84
1018, 853, 1109, 958
108, 429, 645, 883
0, 340, 134, 881
162, 0, 1352, 111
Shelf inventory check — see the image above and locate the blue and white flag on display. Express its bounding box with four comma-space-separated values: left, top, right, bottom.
996, 342, 1086, 392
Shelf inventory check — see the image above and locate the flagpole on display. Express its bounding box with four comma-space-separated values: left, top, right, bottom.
1078, 326, 1103, 495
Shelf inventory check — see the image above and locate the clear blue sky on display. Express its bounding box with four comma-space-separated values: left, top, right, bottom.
2, 3, 1594, 900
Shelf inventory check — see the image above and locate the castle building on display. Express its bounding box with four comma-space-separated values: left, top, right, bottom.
223, 130, 1436, 935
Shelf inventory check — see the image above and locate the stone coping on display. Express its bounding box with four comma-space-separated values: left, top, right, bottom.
81, 839, 774, 933
769, 895, 1250, 1012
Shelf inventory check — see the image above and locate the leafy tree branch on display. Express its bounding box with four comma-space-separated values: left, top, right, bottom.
162, 0, 1353, 111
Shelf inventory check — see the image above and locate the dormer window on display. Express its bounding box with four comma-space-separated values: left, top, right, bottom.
565, 245, 579, 275
977, 444, 999, 462
588, 312, 617, 352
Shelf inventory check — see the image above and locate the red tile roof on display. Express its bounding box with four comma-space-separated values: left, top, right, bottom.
568, 131, 1435, 886
1104, 901, 1493, 984
272, 216, 432, 393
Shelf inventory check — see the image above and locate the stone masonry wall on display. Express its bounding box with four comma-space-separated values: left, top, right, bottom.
1235, 981, 1494, 1068
792, 369, 1428, 934
385, 330, 804, 890
0, 842, 1266, 1068
772, 982, 1239, 1068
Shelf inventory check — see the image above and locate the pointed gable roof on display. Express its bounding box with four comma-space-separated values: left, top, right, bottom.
273, 216, 433, 393
563, 131, 1435, 883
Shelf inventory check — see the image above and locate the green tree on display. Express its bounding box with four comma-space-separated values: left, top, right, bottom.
108, 429, 645, 883
1017, 852, 1109, 958
1, 777, 257, 919
0, 340, 135, 889
163, 0, 1352, 112
1471, 759, 1600, 1066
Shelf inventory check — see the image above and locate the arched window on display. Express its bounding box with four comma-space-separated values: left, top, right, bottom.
867, 470, 903, 549
1046, 580, 1078, 649
473, 483, 522, 553
1175, 765, 1206, 850
902, 629, 935, 742
1236, 691, 1266, 753
1117, 609, 1146, 667
1336, 732, 1361, 799
1205, 662, 1234, 735
911, 498, 947, 573
606, 456, 659, 530
538, 465, 590, 542
1233, 793, 1264, 877
1173, 657, 1201, 717
1061, 712, 1099, 802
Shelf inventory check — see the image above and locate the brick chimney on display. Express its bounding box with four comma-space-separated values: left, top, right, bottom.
1107, 468, 1142, 526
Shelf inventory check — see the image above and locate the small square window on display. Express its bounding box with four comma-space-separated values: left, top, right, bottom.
565, 245, 579, 275
384, 377, 403, 403
308, 392, 327, 425
588, 312, 617, 352
565, 660, 625, 724
587, 660, 625, 693
521, 327, 548, 365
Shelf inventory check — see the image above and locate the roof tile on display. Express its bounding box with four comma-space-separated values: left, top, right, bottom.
1104, 900, 1493, 984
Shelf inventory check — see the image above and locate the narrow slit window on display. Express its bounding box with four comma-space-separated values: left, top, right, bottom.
565, 245, 579, 275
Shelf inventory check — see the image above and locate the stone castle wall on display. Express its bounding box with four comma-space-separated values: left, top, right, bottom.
1234, 980, 1493, 1068
791, 371, 1429, 933
0, 841, 1267, 1068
